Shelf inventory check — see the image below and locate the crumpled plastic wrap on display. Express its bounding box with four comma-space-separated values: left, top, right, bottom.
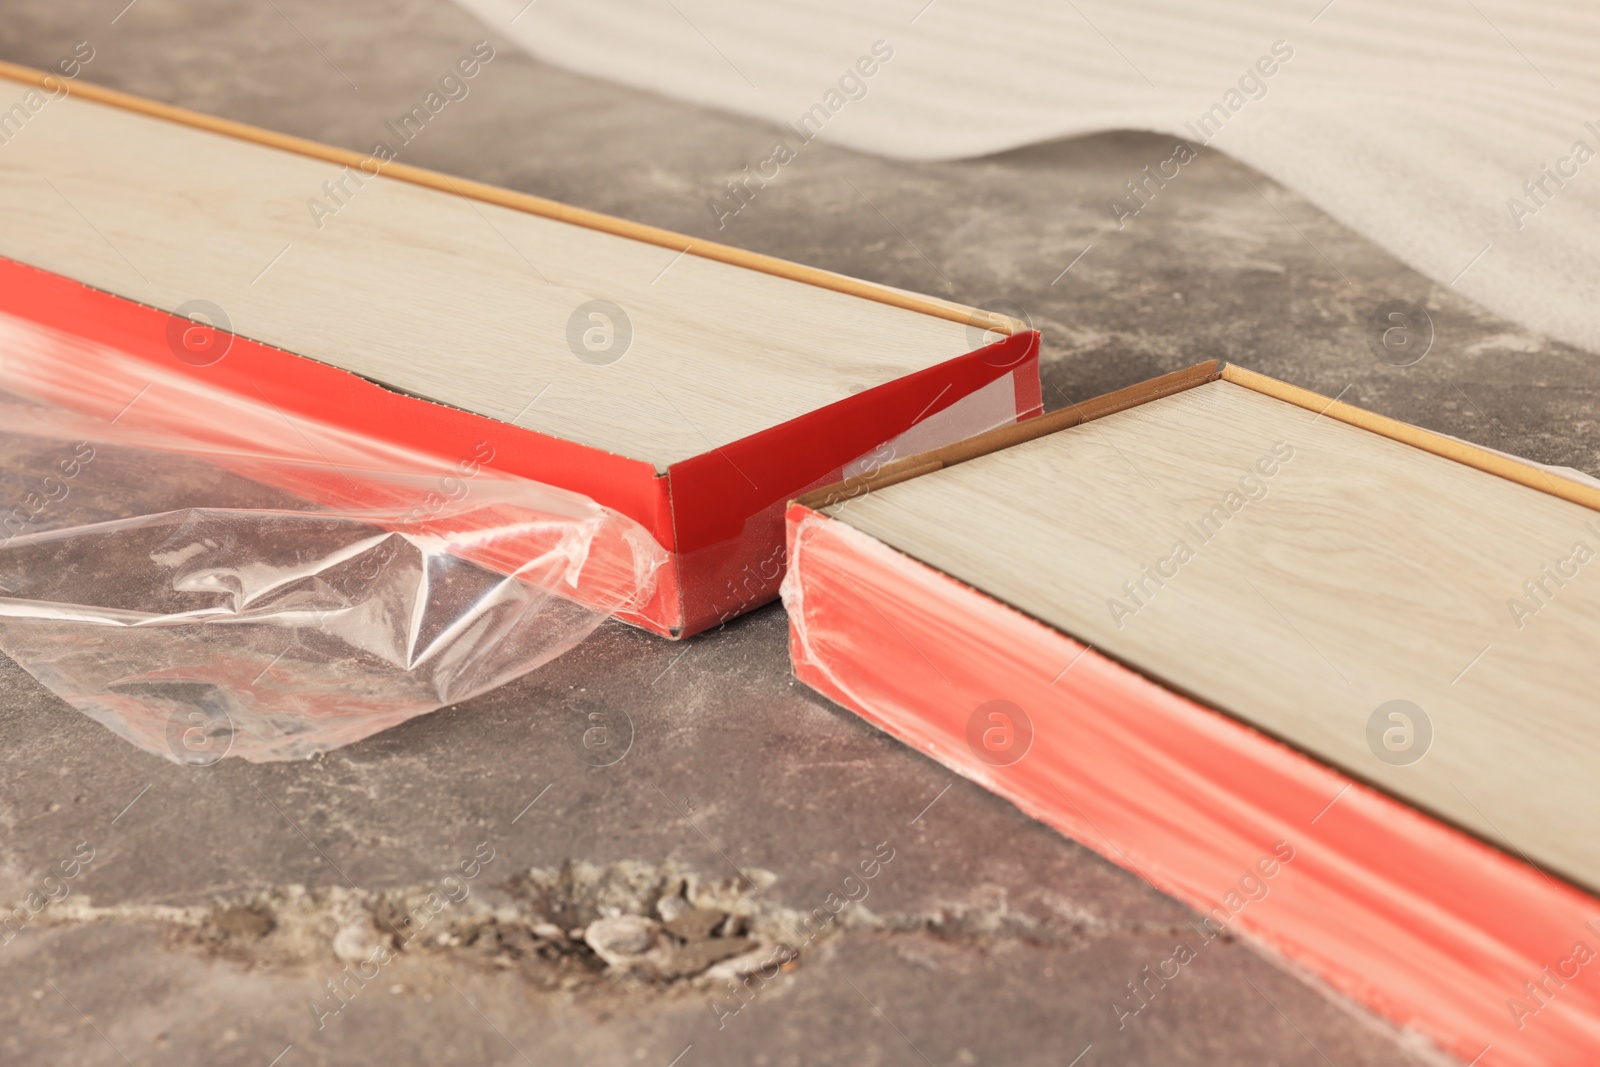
0, 312, 665, 764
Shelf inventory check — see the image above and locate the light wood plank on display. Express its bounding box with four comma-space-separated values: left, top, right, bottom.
833, 379, 1600, 890
0, 90, 981, 468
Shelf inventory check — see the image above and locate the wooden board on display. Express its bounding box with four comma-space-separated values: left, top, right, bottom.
785, 493, 1600, 1067
830, 378, 1600, 892
0, 78, 985, 469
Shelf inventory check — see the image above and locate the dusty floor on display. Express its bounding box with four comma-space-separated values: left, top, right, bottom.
0, 1, 1590, 1064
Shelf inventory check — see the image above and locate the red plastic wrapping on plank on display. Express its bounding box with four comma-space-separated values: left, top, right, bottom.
782, 501, 1600, 1066
677, 357, 1041, 632
0, 254, 1042, 638
0, 311, 665, 763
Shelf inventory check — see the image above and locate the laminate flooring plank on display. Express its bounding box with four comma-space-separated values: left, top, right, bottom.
834, 379, 1600, 889
0, 90, 977, 468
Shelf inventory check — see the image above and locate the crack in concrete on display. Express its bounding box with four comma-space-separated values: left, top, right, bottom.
7, 860, 1229, 995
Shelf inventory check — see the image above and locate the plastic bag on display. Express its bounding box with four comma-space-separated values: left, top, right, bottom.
0, 311, 664, 763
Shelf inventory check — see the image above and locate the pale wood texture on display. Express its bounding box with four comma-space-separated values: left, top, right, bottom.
832, 379, 1600, 891
0, 87, 981, 468
1222, 364, 1600, 515
799, 361, 1221, 509
0, 61, 1021, 338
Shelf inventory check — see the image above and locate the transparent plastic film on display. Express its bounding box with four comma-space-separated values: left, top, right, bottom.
0, 311, 666, 763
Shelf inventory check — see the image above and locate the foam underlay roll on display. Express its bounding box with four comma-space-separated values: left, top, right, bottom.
457, 0, 1600, 354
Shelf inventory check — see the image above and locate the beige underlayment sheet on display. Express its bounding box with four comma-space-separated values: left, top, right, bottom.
459, 0, 1600, 354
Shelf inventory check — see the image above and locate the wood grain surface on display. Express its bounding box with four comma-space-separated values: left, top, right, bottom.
833, 379, 1600, 891
0, 87, 979, 468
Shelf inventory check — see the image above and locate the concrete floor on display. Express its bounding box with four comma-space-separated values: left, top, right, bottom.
1, 1, 1590, 1064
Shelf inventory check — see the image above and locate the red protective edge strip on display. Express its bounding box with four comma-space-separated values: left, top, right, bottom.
784, 501, 1600, 1066
669, 331, 1040, 632
0, 255, 1039, 636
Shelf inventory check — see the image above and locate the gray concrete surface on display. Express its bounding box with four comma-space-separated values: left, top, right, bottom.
1, 0, 1590, 1064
